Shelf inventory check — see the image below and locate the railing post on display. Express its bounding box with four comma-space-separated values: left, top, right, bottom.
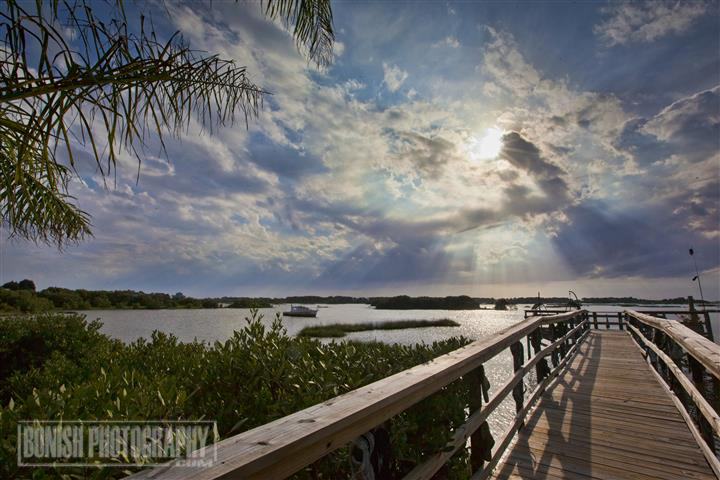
605, 314, 610, 330
510, 341, 525, 421
468, 366, 493, 472
585, 311, 591, 335
659, 331, 690, 408
593, 312, 598, 330
688, 355, 715, 453
550, 324, 560, 368
530, 329, 550, 382
617, 312, 623, 330
703, 312, 714, 342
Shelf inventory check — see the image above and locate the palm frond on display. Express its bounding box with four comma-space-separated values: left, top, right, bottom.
0, 135, 91, 247
261, 0, 335, 68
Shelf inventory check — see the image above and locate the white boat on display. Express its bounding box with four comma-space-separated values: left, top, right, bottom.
282, 305, 318, 317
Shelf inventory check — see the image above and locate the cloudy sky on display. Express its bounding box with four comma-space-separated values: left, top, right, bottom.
5, 0, 720, 298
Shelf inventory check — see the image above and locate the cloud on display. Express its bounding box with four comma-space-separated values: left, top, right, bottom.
8, 3, 719, 296
643, 85, 720, 156
392, 131, 460, 179
595, 1, 707, 46
500, 132, 566, 181
433, 36, 460, 48
382, 62, 408, 91
553, 199, 719, 279
614, 85, 719, 166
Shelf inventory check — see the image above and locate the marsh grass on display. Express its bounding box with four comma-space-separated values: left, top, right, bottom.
298, 318, 460, 337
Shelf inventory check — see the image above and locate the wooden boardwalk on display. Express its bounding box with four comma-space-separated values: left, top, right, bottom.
131, 311, 720, 480
490, 330, 716, 479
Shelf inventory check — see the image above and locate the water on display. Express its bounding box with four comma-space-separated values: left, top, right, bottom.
80, 303, 719, 345
83, 303, 526, 344
79, 304, 530, 437
76, 303, 718, 440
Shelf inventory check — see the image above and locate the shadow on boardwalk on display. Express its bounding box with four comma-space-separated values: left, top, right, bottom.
490, 331, 716, 479
491, 332, 600, 479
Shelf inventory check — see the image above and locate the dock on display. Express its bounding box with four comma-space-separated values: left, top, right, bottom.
489, 330, 715, 479
130, 309, 720, 480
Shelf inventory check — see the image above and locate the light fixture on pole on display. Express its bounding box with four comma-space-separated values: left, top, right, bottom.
689, 248, 706, 309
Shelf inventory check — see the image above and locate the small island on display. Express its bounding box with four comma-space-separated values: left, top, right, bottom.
494, 298, 509, 310
298, 319, 460, 338
226, 299, 274, 308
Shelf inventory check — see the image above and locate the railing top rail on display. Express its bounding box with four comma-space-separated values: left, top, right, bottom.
525, 309, 720, 314
130, 310, 586, 480
625, 310, 720, 379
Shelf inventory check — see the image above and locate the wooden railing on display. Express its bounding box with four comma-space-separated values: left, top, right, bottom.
625, 310, 720, 477
525, 307, 718, 341
129, 310, 590, 480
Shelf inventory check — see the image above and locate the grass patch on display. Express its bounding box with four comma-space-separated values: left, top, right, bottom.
298, 318, 460, 338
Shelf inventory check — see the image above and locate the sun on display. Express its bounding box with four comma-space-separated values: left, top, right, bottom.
470, 127, 504, 160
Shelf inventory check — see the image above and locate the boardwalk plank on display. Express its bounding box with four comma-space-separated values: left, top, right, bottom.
488, 330, 716, 479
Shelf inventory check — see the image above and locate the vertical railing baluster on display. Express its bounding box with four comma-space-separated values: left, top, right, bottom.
703, 312, 714, 342
530, 329, 550, 382
550, 323, 560, 368
688, 355, 715, 453
510, 341, 525, 429
468, 366, 493, 472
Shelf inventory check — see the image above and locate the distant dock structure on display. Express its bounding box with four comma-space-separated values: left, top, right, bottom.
131, 307, 720, 479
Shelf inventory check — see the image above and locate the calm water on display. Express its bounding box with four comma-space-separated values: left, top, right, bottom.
79, 303, 718, 345
76, 303, 718, 438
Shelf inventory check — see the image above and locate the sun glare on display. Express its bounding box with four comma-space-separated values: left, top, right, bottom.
470, 127, 504, 161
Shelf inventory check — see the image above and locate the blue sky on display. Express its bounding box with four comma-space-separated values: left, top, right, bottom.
5, 0, 719, 298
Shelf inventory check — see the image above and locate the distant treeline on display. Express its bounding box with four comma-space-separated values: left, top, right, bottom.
279, 295, 369, 304
0, 279, 277, 313
370, 296, 481, 310
1, 279, 712, 314
219, 295, 369, 305
581, 297, 714, 305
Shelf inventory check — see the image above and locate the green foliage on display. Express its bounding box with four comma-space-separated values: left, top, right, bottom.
280, 295, 367, 304
0, 288, 54, 313
298, 319, 461, 338
494, 298, 509, 310
0, 313, 111, 400
0, 281, 227, 311
226, 298, 273, 308
0, 311, 472, 479
1, 279, 35, 291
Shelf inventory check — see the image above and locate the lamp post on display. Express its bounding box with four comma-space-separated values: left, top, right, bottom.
689, 248, 706, 309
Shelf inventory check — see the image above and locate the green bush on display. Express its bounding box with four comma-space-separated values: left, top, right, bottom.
0, 313, 113, 400
0, 312, 473, 479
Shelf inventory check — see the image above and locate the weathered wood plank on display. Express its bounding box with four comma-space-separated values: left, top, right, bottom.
627, 322, 720, 436
626, 310, 720, 379
403, 320, 588, 480
473, 329, 590, 480
488, 331, 716, 480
